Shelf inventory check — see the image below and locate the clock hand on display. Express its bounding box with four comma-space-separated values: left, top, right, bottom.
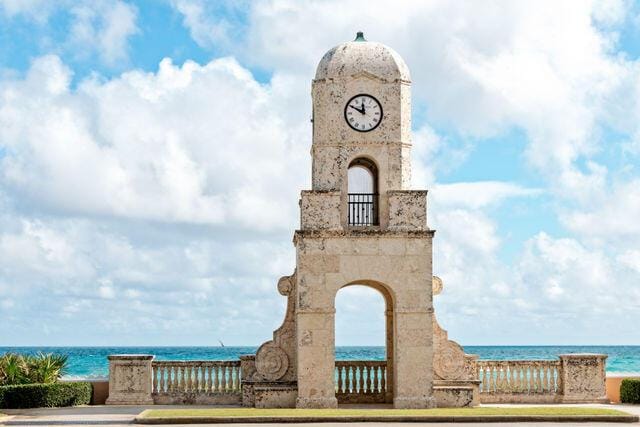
349, 105, 363, 113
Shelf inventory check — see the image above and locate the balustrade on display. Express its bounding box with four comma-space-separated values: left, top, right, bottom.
478, 360, 561, 395
335, 360, 387, 403
152, 360, 241, 395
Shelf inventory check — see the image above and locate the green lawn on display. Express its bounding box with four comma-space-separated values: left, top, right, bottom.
140, 407, 630, 419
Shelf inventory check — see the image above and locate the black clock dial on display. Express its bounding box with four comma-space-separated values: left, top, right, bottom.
344, 94, 383, 132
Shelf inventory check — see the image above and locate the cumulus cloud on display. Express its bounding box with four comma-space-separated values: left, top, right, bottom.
0, 53, 309, 344
2, 0, 640, 346
173, 0, 637, 200
0, 55, 308, 229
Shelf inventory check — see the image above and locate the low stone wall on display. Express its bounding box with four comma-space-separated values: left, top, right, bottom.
478, 354, 608, 404
106, 355, 242, 405
105, 353, 609, 406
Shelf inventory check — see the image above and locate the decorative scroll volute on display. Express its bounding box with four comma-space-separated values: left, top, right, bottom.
255, 341, 289, 381
252, 272, 297, 382
432, 275, 477, 382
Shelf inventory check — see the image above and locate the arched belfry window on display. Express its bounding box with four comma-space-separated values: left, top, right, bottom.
348, 158, 379, 226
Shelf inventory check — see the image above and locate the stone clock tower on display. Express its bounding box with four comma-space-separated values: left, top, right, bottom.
246, 33, 436, 409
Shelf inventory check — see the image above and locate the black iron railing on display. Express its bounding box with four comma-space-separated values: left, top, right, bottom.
348, 193, 379, 226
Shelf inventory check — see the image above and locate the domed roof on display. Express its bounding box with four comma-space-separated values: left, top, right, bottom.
315, 32, 410, 82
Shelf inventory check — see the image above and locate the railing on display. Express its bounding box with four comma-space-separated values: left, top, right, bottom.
478, 360, 561, 396
348, 193, 379, 226
152, 360, 241, 395
335, 361, 387, 403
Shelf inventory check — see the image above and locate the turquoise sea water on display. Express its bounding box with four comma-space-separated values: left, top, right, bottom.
1, 346, 638, 379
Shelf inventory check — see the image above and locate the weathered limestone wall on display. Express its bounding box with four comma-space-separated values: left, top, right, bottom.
300, 191, 341, 230
388, 190, 428, 231
294, 230, 435, 409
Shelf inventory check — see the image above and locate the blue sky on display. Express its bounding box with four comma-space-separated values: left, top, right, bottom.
0, 0, 639, 347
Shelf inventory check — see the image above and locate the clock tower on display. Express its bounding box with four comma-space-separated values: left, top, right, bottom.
249, 33, 435, 410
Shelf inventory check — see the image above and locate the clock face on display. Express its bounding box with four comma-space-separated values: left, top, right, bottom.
344, 94, 383, 132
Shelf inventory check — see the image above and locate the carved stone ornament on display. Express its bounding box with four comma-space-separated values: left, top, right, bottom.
277, 275, 294, 296
255, 341, 289, 381
433, 340, 466, 381
432, 276, 443, 296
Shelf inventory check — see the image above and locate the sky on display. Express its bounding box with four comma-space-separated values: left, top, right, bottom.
0, 0, 639, 347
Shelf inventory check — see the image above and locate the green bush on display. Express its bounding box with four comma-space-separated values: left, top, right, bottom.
0, 382, 92, 409
0, 353, 68, 386
620, 379, 640, 404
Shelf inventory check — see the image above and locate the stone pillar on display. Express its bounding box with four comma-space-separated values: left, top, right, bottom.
385, 308, 394, 403
240, 355, 256, 407
295, 310, 338, 408
393, 310, 436, 409
105, 355, 154, 405
559, 354, 608, 403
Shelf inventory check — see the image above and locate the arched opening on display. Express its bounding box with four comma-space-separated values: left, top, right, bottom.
348, 158, 379, 226
334, 282, 393, 404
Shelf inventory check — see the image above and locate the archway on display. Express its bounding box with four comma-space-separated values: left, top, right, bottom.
334, 282, 393, 403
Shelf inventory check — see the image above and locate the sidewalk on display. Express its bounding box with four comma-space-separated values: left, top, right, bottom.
1, 404, 638, 426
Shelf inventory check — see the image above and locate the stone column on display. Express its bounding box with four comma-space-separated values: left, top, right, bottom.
385, 307, 394, 403
240, 355, 256, 407
393, 309, 435, 409
559, 354, 608, 403
106, 355, 154, 405
295, 310, 338, 408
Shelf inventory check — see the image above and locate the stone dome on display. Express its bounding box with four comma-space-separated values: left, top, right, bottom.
315, 32, 410, 82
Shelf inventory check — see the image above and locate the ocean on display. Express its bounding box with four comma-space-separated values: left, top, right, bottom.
1, 346, 638, 380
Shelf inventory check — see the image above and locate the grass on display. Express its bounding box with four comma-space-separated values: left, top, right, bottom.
140, 407, 630, 419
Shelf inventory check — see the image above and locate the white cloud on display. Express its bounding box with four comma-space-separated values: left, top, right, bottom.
69, 0, 139, 66
560, 178, 640, 239
0, 0, 139, 67
0, 55, 308, 230
0, 54, 311, 344
173, 0, 637, 201
431, 181, 540, 209
169, 0, 239, 49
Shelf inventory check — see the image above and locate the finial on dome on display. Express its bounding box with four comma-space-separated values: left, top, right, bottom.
354, 31, 366, 42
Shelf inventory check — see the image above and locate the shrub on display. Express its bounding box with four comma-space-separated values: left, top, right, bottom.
620, 379, 640, 404
0, 353, 68, 386
0, 382, 92, 409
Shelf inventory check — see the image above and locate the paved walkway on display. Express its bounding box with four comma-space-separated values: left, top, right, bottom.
1, 404, 638, 426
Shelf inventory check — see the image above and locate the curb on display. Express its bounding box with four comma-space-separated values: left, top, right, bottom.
134, 414, 640, 424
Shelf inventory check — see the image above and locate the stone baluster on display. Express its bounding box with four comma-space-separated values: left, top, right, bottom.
193, 365, 199, 391
222, 365, 228, 391
152, 365, 158, 393
213, 365, 220, 392
380, 365, 386, 393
